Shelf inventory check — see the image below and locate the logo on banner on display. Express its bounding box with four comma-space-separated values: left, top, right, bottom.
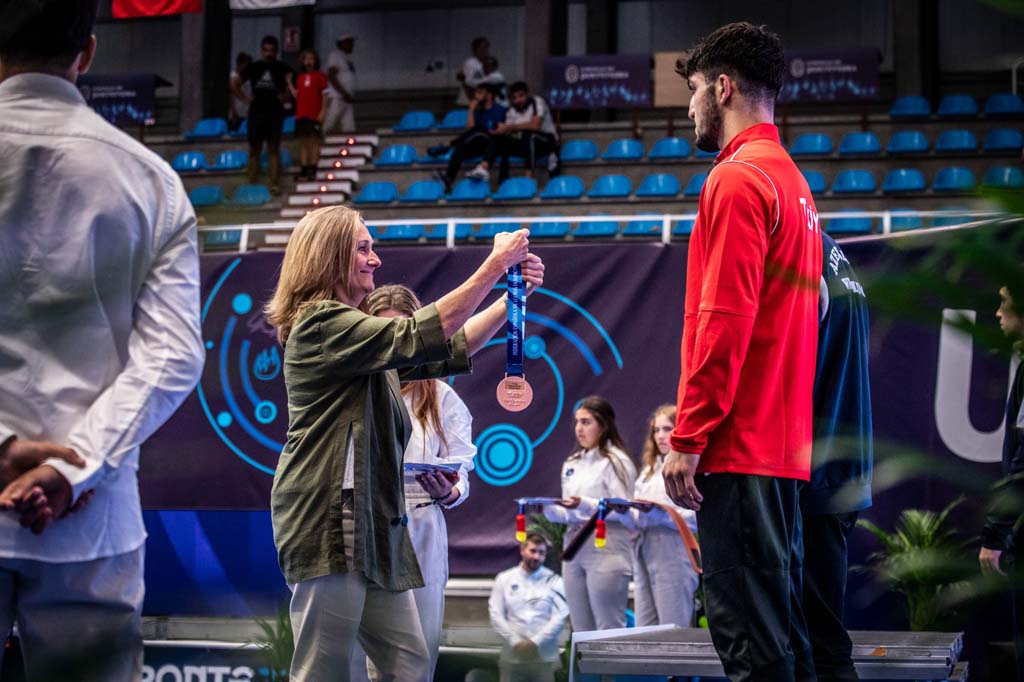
564, 64, 580, 84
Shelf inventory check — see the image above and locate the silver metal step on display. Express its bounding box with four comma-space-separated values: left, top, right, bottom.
324, 133, 379, 147
313, 169, 360, 183
317, 156, 366, 169
287, 193, 347, 207
294, 180, 353, 194
320, 143, 374, 159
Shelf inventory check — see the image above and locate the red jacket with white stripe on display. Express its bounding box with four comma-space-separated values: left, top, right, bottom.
670, 123, 822, 480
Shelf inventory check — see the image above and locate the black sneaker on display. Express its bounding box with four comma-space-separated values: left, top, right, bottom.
432, 169, 452, 194
427, 144, 448, 157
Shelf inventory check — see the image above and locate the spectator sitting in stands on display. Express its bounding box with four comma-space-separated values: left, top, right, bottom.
431, 83, 506, 192
481, 55, 508, 107
456, 36, 489, 106
289, 49, 328, 181
228, 52, 252, 133
466, 81, 560, 184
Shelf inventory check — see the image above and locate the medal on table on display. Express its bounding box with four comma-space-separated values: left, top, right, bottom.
496, 263, 533, 412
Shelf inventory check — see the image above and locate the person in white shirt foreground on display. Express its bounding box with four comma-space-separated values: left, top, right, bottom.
540, 396, 637, 631
0, 1, 205, 679
489, 533, 569, 682
632, 404, 700, 627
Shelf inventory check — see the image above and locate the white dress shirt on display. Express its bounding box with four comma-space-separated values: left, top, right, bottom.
0, 73, 205, 562
488, 564, 568, 663
632, 456, 697, 532
542, 445, 637, 528
326, 49, 355, 98
456, 56, 484, 105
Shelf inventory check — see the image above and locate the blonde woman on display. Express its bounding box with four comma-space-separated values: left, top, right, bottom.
632, 404, 699, 627
541, 396, 637, 631
265, 205, 543, 682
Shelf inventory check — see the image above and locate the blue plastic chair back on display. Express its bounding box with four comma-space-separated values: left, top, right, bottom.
394, 110, 437, 132
188, 185, 224, 207
447, 178, 490, 201
623, 216, 662, 236
540, 175, 585, 200
259, 148, 293, 169
530, 219, 571, 238
827, 209, 874, 235
202, 229, 241, 247
832, 169, 876, 194
377, 224, 424, 240
934, 129, 977, 153
416, 148, 454, 164
673, 219, 696, 236
376, 144, 418, 167
932, 167, 976, 192
636, 174, 681, 197
790, 133, 833, 156
890, 96, 931, 119
683, 172, 708, 197
209, 150, 248, 171
186, 118, 228, 139
230, 119, 248, 137
984, 93, 1024, 117
282, 116, 295, 135
694, 147, 717, 158
476, 219, 521, 239
983, 165, 1024, 189
649, 137, 691, 159
438, 109, 469, 130
602, 139, 644, 161
559, 140, 599, 162
983, 128, 1023, 151
353, 181, 399, 204
801, 170, 827, 195
425, 222, 473, 241
231, 184, 271, 206
399, 180, 445, 203
937, 94, 978, 118
888, 209, 923, 231
575, 218, 620, 238
933, 207, 972, 228
172, 151, 207, 172
882, 168, 927, 193
839, 132, 881, 155
886, 130, 929, 154
494, 177, 538, 201
588, 175, 632, 198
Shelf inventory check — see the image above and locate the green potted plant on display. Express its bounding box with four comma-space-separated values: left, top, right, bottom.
254, 606, 294, 681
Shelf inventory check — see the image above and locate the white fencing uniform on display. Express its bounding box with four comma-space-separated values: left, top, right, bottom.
489, 564, 569, 682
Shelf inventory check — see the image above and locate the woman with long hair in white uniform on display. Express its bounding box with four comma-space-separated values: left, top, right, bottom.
632, 403, 700, 627
541, 395, 637, 631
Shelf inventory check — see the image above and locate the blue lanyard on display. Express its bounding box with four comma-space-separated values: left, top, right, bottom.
506, 264, 525, 376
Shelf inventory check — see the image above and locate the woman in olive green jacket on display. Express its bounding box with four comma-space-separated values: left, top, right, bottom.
265, 205, 543, 682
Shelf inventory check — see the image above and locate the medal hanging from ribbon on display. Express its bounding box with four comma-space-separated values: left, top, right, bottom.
496, 264, 533, 412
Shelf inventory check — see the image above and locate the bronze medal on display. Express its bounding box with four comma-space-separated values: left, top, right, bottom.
496, 375, 534, 412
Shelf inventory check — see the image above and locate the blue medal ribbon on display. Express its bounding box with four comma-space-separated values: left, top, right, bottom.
505, 264, 526, 377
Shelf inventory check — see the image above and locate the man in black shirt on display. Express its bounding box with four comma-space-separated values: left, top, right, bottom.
239, 35, 294, 195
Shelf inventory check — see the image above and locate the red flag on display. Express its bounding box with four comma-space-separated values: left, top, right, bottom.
112, 0, 202, 18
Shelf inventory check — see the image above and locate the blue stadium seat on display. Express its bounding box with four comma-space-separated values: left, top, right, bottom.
694, 147, 717, 158
260, 148, 293, 169
230, 119, 247, 137
476, 219, 520, 239
425, 222, 473, 241
231, 184, 271, 206
933, 206, 972, 227
494, 177, 537, 201
530, 219, 571, 238
623, 215, 662, 236
827, 209, 874, 235
934, 129, 978, 153
888, 209, 923, 231
789, 133, 833, 156
932, 167, 976, 192
575, 217, 620, 238
983, 128, 1023, 152
588, 175, 632, 198
353, 181, 399, 204
882, 168, 927, 193
375, 144, 418, 167
171, 151, 207, 172
831, 169, 876, 194
602, 139, 644, 161
937, 94, 977, 118
282, 116, 295, 135
886, 130, 929, 155
393, 110, 437, 132
890, 96, 931, 119
635, 174, 681, 198
447, 178, 490, 201
838, 132, 881, 155
648, 137, 691, 159
683, 172, 708, 197
437, 109, 469, 130
801, 170, 827, 195
185, 117, 228, 139
560, 140, 599, 162
399, 180, 445, 203
984, 93, 1024, 118
416, 148, 453, 164
540, 175, 585, 200
208, 150, 247, 171
188, 185, 224, 207
673, 219, 696, 236
377, 224, 424, 240
203, 229, 241, 248
983, 165, 1024, 188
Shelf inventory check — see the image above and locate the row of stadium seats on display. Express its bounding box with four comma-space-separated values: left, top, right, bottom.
184, 116, 297, 140
189, 184, 272, 207
806, 165, 1021, 193
172, 148, 293, 173
889, 92, 1024, 119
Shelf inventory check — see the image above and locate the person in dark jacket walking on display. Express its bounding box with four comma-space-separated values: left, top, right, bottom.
801, 233, 873, 682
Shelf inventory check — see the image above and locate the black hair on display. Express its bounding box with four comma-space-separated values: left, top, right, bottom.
676, 22, 785, 102
236, 52, 253, 67
261, 34, 279, 48
509, 81, 529, 95
471, 36, 488, 50
0, 0, 99, 69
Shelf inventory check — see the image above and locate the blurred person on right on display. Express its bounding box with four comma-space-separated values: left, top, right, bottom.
662, 22, 821, 682
456, 36, 489, 105
979, 285, 1024, 680
489, 533, 569, 682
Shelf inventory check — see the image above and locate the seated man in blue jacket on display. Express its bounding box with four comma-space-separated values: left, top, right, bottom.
431, 82, 506, 192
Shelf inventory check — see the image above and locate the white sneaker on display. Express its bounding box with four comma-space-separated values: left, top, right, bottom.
547, 154, 559, 173
467, 164, 490, 182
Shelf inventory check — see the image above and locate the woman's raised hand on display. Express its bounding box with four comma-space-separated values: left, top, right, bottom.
491, 229, 530, 270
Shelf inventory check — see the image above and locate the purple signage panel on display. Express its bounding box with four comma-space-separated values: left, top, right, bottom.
77, 73, 157, 126
543, 54, 651, 109
779, 48, 881, 104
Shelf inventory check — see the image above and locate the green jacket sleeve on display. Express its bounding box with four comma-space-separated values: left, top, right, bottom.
398, 328, 473, 381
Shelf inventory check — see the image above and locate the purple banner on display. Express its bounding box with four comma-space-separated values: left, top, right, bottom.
779, 48, 880, 104
77, 73, 157, 127
543, 54, 651, 109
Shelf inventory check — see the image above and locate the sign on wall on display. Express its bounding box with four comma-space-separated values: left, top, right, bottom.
779, 48, 881, 104
78, 74, 157, 127
543, 55, 652, 109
